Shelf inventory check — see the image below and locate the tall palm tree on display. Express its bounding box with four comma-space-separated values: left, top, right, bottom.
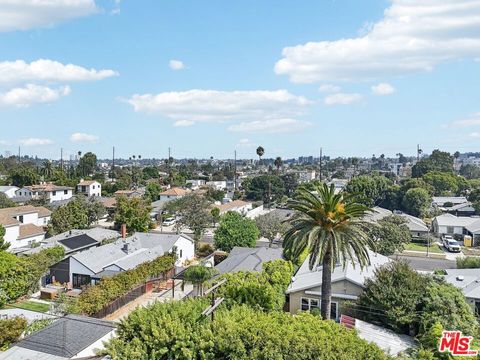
256, 146, 265, 165
274, 156, 283, 174
283, 183, 374, 320
42, 160, 53, 180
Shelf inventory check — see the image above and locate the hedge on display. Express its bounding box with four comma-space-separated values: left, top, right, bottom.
76, 254, 175, 315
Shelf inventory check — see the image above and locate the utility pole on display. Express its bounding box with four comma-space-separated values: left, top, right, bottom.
319, 147, 323, 181
60, 148, 64, 172
112, 146, 115, 180
18, 146, 21, 163
417, 144, 422, 162
234, 150, 237, 191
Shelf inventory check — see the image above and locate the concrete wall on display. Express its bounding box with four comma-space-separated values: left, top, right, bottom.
174, 237, 195, 266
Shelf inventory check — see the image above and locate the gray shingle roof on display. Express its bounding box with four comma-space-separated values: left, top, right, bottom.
214, 246, 284, 275
15, 315, 115, 358
444, 269, 480, 300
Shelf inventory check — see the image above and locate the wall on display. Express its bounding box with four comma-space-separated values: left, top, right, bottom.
49, 189, 73, 203
174, 236, 195, 266
4, 225, 20, 248
69, 257, 96, 285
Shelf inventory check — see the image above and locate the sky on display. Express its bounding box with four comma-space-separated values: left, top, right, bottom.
1, 0, 480, 160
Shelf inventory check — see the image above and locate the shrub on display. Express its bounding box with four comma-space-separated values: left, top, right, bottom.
457, 256, 480, 269
105, 299, 387, 359
76, 254, 175, 315
214, 212, 259, 252
0, 316, 27, 350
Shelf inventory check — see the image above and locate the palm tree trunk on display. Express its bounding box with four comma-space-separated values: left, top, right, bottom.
321, 249, 333, 320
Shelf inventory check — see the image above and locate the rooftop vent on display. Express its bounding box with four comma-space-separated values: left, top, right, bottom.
457, 275, 464, 281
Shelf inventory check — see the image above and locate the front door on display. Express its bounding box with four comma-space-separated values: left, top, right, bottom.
72, 273, 91, 288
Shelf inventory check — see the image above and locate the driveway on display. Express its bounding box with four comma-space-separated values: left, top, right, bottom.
390, 254, 456, 271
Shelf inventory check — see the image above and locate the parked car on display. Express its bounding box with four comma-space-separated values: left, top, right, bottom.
443, 238, 462, 253
162, 217, 176, 226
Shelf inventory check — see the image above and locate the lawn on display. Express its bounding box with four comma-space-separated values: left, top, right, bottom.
404, 243, 443, 254
9, 300, 50, 313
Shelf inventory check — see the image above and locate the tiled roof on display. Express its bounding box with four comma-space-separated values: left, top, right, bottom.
18, 224, 45, 239
215, 200, 250, 213
161, 187, 188, 196
77, 180, 99, 186
25, 183, 73, 192
0, 205, 50, 227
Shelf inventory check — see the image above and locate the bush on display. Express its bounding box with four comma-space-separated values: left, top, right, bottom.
0, 316, 27, 350
214, 212, 259, 252
457, 256, 480, 269
76, 254, 175, 315
104, 299, 387, 359
196, 243, 214, 258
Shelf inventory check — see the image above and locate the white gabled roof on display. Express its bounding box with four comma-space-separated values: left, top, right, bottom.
286, 250, 390, 294
433, 213, 477, 227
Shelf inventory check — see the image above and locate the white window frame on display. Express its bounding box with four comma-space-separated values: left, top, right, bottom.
300, 297, 320, 311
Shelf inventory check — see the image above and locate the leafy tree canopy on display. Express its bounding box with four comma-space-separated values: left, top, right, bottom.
367, 215, 411, 256
214, 212, 259, 252
412, 150, 454, 177
345, 174, 392, 206
114, 196, 152, 233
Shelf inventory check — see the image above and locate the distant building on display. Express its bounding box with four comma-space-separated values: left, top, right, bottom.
77, 179, 102, 197
159, 187, 189, 201
213, 200, 253, 215
114, 189, 144, 198
0, 205, 51, 250
186, 179, 206, 190
443, 269, 480, 314
214, 246, 283, 276
298, 170, 316, 183
16, 183, 73, 204
0, 186, 18, 199
206, 180, 227, 190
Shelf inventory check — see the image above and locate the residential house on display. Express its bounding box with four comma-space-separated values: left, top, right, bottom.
114, 189, 144, 198
443, 202, 476, 217
214, 246, 283, 276
286, 250, 390, 320
213, 200, 253, 215
0, 315, 116, 360
77, 179, 102, 197
398, 213, 429, 238
0, 205, 51, 250
51, 232, 194, 288
206, 180, 227, 190
298, 170, 316, 183
186, 179, 206, 190
443, 269, 480, 316
159, 187, 188, 201
432, 213, 475, 237
16, 183, 73, 204
0, 186, 18, 199
432, 196, 468, 208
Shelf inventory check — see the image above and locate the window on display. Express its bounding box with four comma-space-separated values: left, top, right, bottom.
73, 273, 91, 288
52, 191, 57, 196
447, 226, 454, 234
300, 297, 320, 311
64, 190, 68, 195
475, 301, 480, 317
18, 215, 24, 223
179, 249, 183, 258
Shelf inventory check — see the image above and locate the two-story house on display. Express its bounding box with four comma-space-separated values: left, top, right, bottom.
77, 180, 102, 197
16, 183, 73, 204
0, 205, 51, 250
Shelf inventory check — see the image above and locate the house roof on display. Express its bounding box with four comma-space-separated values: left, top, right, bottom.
364, 206, 392, 223
286, 250, 390, 294
160, 187, 188, 196
71, 232, 191, 274
215, 200, 250, 213
444, 269, 480, 300
0, 186, 18, 193
444, 202, 476, 212
25, 184, 73, 192
433, 213, 477, 227
98, 196, 116, 208
399, 213, 429, 232
432, 196, 468, 206
13, 315, 115, 359
215, 246, 284, 275
77, 180, 99, 186
0, 205, 51, 227
18, 224, 45, 239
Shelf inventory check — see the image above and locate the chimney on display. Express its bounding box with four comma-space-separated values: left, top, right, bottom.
121, 224, 127, 238
122, 243, 129, 254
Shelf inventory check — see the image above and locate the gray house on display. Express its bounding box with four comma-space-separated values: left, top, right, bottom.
214, 246, 284, 276
444, 269, 480, 315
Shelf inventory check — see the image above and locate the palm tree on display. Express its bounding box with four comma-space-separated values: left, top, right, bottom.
256, 146, 265, 165
283, 183, 374, 320
274, 156, 283, 174
42, 160, 53, 180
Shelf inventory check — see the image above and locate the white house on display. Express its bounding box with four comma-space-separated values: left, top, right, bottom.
17, 183, 73, 203
214, 200, 253, 215
0, 205, 51, 250
159, 187, 188, 201
298, 170, 316, 183
432, 213, 476, 236
61, 232, 194, 288
206, 181, 227, 190
77, 179, 102, 197
186, 179, 206, 190
0, 186, 19, 199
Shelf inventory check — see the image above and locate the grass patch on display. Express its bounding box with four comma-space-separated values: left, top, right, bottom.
404, 243, 443, 254
9, 300, 50, 313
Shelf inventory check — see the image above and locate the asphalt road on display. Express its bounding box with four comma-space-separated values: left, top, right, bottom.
389, 254, 456, 271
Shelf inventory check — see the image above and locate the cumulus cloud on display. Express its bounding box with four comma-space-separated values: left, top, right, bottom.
169, 60, 185, 70
0, 59, 118, 84
371, 83, 396, 95
319, 84, 341, 93
0, 0, 99, 32
324, 93, 362, 105
228, 118, 311, 133
275, 0, 480, 83
0, 84, 71, 107
447, 113, 480, 128
70, 132, 99, 143
127, 89, 310, 128
19, 138, 53, 146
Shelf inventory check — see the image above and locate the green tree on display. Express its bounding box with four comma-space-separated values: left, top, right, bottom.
78, 152, 97, 177
402, 187, 431, 217
183, 265, 218, 296
274, 156, 283, 173
105, 299, 387, 360
421, 171, 462, 196
144, 182, 162, 203
48, 196, 90, 235
244, 175, 285, 203
367, 215, 411, 256
214, 212, 259, 252
412, 150, 454, 177
8, 165, 39, 187
114, 196, 152, 233
0, 316, 28, 350
284, 183, 374, 320
210, 207, 220, 227
41, 160, 53, 180
256, 145, 265, 164
0, 193, 16, 209
460, 164, 480, 179
345, 174, 392, 206
0, 225, 10, 251
255, 211, 288, 245
281, 172, 299, 197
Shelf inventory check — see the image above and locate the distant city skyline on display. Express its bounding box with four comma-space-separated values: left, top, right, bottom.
1, 1, 480, 159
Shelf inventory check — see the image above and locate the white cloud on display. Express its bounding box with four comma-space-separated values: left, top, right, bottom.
70, 132, 99, 143
0, 140, 9, 145
19, 138, 53, 146
228, 118, 311, 133
173, 120, 195, 127
0, 0, 98, 32
319, 84, 341, 93
127, 89, 310, 127
169, 60, 185, 70
236, 138, 255, 148
324, 93, 362, 105
275, 0, 480, 83
448, 113, 480, 128
0, 84, 70, 107
0, 59, 118, 84
371, 83, 396, 95
470, 132, 480, 138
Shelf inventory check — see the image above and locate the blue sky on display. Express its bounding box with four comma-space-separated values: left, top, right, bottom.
1, 0, 480, 160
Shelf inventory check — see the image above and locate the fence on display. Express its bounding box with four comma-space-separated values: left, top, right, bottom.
91, 268, 176, 319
